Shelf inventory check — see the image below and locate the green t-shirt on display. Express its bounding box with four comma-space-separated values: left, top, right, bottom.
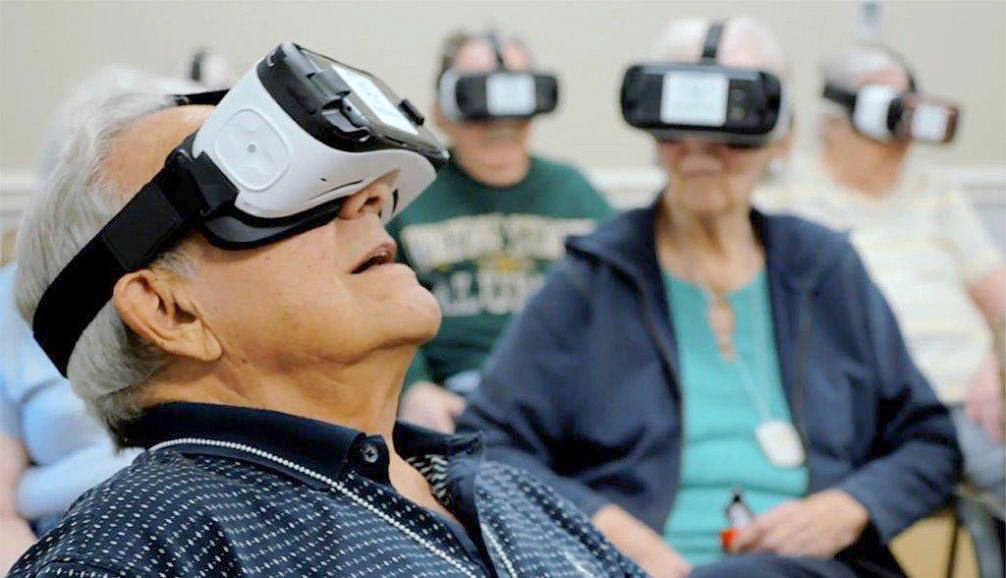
389, 154, 613, 391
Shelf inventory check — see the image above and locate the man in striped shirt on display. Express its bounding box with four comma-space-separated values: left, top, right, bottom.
756, 44, 1004, 574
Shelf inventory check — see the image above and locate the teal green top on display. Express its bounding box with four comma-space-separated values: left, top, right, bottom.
662, 270, 808, 566
389, 155, 613, 391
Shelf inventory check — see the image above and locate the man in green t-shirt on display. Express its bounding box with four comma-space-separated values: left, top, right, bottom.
392, 30, 613, 432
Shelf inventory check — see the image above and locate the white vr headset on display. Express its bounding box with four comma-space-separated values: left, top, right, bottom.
823, 83, 960, 144
822, 46, 960, 145
34, 42, 449, 375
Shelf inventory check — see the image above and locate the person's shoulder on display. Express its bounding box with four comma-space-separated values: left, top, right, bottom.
532, 154, 583, 176
534, 155, 597, 185
765, 210, 847, 243
8, 450, 273, 575
761, 210, 861, 284
529, 155, 613, 218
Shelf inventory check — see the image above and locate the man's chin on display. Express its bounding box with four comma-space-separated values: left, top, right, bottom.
400, 285, 443, 343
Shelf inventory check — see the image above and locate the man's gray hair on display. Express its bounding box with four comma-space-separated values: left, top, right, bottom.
15, 67, 201, 439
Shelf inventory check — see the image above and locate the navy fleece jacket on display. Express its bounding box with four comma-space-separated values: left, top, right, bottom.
457, 202, 961, 572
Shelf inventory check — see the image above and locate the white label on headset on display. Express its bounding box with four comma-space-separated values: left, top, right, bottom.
486, 73, 536, 116
332, 64, 418, 136
660, 71, 728, 127
853, 85, 898, 141
911, 103, 950, 142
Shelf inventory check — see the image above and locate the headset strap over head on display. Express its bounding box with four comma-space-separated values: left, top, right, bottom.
173, 89, 230, 107
487, 30, 507, 69
701, 20, 726, 61
33, 136, 237, 376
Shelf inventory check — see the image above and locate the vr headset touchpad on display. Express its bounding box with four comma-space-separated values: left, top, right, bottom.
661, 70, 729, 127
486, 73, 536, 116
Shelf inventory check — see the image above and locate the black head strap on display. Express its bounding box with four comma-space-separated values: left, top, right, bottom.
32, 136, 237, 375
487, 31, 507, 69
701, 21, 726, 61
188, 49, 209, 83
173, 89, 229, 107
870, 43, 918, 92
821, 82, 858, 110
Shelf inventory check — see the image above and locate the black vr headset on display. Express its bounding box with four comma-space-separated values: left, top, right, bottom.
821, 46, 960, 144
34, 42, 449, 376
437, 32, 559, 121
620, 21, 791, 147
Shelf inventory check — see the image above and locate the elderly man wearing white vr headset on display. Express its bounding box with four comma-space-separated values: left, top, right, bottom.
7, 43, 643, 578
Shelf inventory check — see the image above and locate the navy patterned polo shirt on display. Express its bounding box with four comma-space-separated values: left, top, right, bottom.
9, 402, 643, 577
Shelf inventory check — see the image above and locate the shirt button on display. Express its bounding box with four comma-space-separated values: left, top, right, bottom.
361, 443, 380, 464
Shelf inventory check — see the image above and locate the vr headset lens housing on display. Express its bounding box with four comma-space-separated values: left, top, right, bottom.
826, 82, 959, 144
439, 70, 559, 121
621, 63, 788, 147
436, 32, 559, 122
620, 21, 790, 147
33, 41, 449, 375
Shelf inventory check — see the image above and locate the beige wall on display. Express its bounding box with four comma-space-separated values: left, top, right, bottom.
1, 0, 1004, 176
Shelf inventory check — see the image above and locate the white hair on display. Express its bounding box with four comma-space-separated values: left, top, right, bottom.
818, 45, 911, 122
821, 45, 909, 93
651, 17, 789, 78
15, 68, 201, 440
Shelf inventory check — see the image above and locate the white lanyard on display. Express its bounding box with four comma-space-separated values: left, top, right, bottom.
696, 278, 806, 469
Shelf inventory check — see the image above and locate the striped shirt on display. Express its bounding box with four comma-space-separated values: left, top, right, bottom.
756, 162, 1002, 403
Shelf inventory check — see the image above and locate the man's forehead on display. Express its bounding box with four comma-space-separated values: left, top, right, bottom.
452, 38, 530, 73
102, 104, 214, 197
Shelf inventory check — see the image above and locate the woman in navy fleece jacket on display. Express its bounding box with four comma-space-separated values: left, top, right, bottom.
457, 17, 960, 578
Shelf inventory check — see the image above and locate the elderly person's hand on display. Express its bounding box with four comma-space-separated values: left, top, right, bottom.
731, 490, 870, 558
592, 504, 691, 578
399, 381, 466, 433
965, 353, 1005, 441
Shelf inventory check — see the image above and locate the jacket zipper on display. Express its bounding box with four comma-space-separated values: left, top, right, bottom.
149, 438, 495, 578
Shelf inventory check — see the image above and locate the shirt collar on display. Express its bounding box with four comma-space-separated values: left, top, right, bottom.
120, 402, 482, 489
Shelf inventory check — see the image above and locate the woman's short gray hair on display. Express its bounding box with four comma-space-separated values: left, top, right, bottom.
651, 17, 789, 79
15, 68, 201, 442
819, 46, 911, 120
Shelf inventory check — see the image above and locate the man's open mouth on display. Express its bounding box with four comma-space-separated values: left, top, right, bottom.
352, 244, 395, 274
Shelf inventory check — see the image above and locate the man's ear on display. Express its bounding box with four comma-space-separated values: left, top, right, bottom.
113, 269, 222, 362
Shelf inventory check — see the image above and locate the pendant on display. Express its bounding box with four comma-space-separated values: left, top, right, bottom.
706, 291, 736, 359
755, 420, 806, 469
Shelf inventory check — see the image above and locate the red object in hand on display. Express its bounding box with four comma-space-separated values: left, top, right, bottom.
721, 488, 754, 553
720, 528, 740, 552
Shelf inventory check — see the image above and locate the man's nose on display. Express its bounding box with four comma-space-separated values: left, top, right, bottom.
680, 138, 718, 154
337, 173, 397, 220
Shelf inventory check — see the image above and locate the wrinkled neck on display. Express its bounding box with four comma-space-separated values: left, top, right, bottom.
142, 343, 416, 452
